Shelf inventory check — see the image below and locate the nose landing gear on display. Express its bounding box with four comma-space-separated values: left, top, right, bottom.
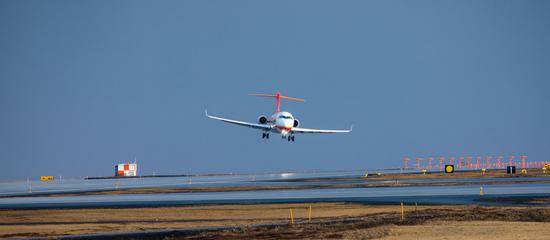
262, 133, 270, 139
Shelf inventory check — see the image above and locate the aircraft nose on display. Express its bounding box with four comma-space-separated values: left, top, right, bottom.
285, 120, 293, 127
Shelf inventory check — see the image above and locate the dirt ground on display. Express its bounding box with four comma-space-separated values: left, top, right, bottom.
1, 203, 549, 239
180, 205, 550, 240
0, 203, 412, 238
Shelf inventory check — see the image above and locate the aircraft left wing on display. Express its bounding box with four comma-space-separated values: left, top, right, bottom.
292, 125, 352, 134
205, 110, 272, 131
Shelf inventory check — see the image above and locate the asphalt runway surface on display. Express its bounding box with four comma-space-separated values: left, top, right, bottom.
1, 171, 549, 209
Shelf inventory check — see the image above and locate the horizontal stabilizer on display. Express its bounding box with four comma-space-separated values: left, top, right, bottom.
248, 93, 305, 102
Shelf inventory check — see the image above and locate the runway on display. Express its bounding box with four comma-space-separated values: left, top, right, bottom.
1, 170, 550, 209
1, 183, 550, 209
2, 170, 550, 239
0, 170, 370, 197
2, 169, 548, 197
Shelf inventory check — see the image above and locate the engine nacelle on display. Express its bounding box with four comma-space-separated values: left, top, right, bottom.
258, 115, 268, 124
293, 119, 300, 128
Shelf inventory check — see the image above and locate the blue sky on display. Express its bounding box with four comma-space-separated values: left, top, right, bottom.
1, 0, 549, 180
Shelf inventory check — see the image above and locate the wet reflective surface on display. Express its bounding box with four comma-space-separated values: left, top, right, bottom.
1, 170, 549, 208
0, 170, 375, 196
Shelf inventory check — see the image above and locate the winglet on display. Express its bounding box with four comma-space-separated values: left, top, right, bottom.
205, 109, 209, 117
350, 125, 353, 132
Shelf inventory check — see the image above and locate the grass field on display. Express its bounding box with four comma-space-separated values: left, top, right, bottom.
1, 203, 549, 239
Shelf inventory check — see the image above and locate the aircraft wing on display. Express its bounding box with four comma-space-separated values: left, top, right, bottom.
205, 110, 272, 131
292, 126, 352, 134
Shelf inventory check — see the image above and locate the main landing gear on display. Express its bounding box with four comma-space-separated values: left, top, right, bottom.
262, 133, 270, 139
282, 135, 295, 142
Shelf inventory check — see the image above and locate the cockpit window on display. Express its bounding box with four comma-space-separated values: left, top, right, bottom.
278, 115, 292, 119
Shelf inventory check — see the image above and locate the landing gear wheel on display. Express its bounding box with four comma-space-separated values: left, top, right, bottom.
266, 133, 269, 139
262, 133, 266, 139
291, 136, 295, 142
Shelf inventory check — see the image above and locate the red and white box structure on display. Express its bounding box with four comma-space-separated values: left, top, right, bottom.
115, 163, 137, 177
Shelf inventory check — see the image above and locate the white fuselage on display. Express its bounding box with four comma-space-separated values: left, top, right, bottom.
269, 111, 294, 135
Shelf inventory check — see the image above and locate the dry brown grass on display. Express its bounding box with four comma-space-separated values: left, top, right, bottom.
381, 221, 550, 240
0, 203, 409, 238
1, 203, 549, 239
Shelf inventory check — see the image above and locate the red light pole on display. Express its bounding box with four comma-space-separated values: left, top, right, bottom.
466, 156, 472, 169
416, 157, 422, 170
508, 155, 515, 167
439, 157, 445, 171
475, 156, 481, 169
449, 157, 455, 165
497, 156, 504, 169
458, 157, 464, 169
404, 157, 410, 170
520, 155, 527, 169
485, 156, 492, 169
428, 157, 433, 170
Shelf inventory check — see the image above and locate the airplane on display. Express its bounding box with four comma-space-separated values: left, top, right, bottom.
205, 91, 352, 142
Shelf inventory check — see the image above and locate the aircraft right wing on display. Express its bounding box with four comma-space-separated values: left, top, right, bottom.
292, 126, 352, 134
205, 110, 272, 131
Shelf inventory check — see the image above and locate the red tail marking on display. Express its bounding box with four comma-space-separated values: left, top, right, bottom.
276, 91, 280, 113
